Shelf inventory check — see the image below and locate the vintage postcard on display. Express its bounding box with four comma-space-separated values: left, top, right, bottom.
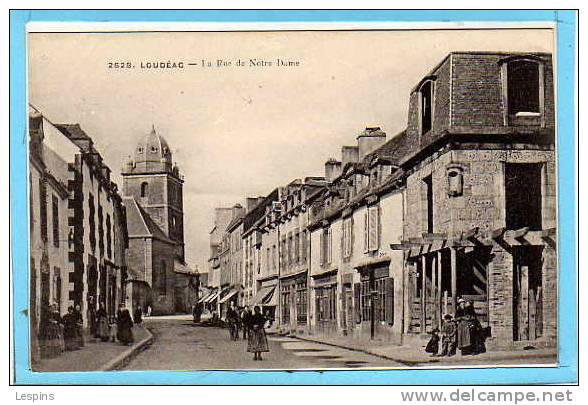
20, 19, 568, 379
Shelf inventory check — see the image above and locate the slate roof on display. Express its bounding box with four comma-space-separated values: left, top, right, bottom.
123, 197, 175, 244
363, 130, 409, 166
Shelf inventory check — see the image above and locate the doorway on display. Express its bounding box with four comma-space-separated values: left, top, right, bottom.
513, 247, 544, 341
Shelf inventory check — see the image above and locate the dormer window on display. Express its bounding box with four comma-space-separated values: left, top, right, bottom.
137, 147, 144, 154
151, 146, 158, 153
419, 79, 435, 135
501, 57, 545, 127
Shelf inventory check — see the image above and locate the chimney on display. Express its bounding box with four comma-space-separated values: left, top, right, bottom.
245, 197, 262, 212
341, 145, 359, 167
232, 203, 244, 219
324, 158, 342, 183
357, 127, 386, 161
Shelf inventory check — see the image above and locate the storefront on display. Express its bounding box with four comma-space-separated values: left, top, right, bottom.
355, 263, 394, 340
279, 272, 308, 332
312, 271, 338, 336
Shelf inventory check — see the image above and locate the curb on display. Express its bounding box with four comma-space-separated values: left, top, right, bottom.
99, 326, 154, 371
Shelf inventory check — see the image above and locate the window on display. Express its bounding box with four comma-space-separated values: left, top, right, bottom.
420, 80, 434, 135
140, 182, 148, 198
155, 260, 167, 295
364, 206, 380, 252
39, 179, 47, 242
507, 60, 541, 115
52, 195, 59, 247
294, 231, 300, 264
505, 163, 542, 230
342, 217, 353, 258
301, 230, 308, 263
53, 267, 61, 312
316, 285, 336, 322
320, 227, 332, 265
137, 147, 144, 154
295, 280, 307, 324
98, 205, 104, 254
423, 175, 434, 233
360, 276, 394, 325
88, 194, 96, 250
281, 285, 291, 324
106, 214, 112, 259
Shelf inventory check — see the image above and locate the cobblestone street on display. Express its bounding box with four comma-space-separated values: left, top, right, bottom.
123, 316, 404, 370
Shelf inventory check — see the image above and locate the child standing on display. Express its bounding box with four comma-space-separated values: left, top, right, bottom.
438, 314, 457, 357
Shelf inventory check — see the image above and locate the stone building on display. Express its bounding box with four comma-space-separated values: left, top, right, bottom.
29, 106, 128, 363
122, 126, 190, 315
392, 52, 556, 348
307, 127, 409, 342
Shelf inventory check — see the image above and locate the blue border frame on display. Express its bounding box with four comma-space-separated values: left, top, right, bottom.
10, 10, 577, 385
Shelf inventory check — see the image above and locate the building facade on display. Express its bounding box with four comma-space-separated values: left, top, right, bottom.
29, 107, 128, 363
395, 52, 556, 349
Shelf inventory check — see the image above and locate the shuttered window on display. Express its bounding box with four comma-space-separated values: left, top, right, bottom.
342, 218, 353, 258
364, 206, 380, 252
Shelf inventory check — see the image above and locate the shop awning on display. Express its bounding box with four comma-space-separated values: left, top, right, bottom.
263, 287, 278, 307
204, 290, 220, 303
198, 291, 213, 303
250, 286, 275, 306
219, 288, 239, 304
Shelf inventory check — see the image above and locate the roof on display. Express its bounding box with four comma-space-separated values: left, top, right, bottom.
123, 197, 175, 244
173, 259, 199, 276
364, 130, 409, 167
135, 125, 172, 165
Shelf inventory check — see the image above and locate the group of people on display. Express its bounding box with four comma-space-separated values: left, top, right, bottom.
426, 298, 487, 358
40, 301, 138, 359
225, 303, 270, 361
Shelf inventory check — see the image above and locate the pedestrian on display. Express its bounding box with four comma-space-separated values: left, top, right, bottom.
87, 296, 97, 338
62, 306, 81, 351
425, 328, 440, 356
73, 304, 85, 348
456, 298, 477, 355
116, 304, 134, 346
241, 306, 252, 340
96, 303, 110, 342
146, 304, 152, 318
465, 300, 485, 354
40, 304, 64, 358
226, 302, 239, 341
109, 317, 118, 342
192, 302, 202, 324
247, 306, 269, 361
436, 314, 457, 357
134, 306, 143, 325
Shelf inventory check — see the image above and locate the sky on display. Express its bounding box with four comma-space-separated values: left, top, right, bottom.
27, 27, 554, 272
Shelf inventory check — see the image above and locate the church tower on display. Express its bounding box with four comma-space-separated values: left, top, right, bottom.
122, 126, 185, 261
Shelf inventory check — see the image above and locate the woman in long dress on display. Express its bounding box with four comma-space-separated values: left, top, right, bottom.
116, 305, 134, 345
96, 303, 110, 342
62, 306, 81, 351
41, 304, 64, 358
456, 299, 477, 355
73, 304, 85, 348
247, 306, 269, 361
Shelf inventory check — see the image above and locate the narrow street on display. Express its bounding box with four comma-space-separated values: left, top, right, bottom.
123, 316, 404, 370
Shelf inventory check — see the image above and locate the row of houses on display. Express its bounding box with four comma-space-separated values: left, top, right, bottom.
204, 51, 557, 350
28, 107, 199, 365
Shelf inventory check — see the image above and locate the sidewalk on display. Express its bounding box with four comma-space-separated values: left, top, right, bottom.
34, 324, 153, 372
293, 334, 557, 367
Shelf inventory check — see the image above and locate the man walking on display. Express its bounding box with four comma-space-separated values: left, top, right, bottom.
241, 306, 252, 340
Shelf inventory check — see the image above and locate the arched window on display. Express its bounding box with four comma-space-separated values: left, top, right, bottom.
140, 182, 148, 197
156, 260, 167, 295
420, 80, 434, 135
